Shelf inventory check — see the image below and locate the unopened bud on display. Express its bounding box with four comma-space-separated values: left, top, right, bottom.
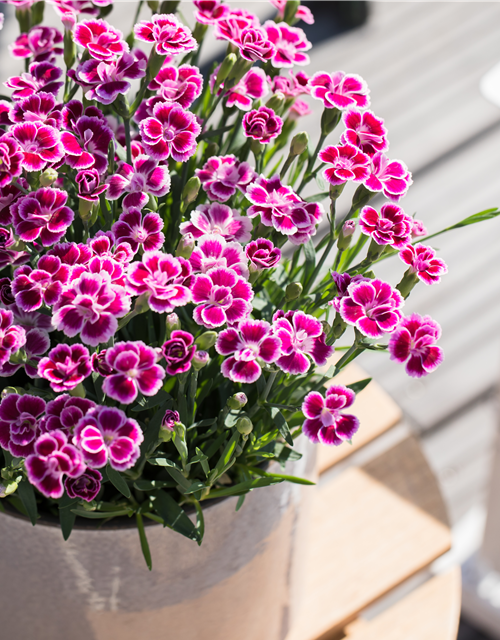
250, 139, 264, 157
148, 192, 158, 211
283, 0, 300, 23
166, 312, 181, 336
195, 331, 217, 350
366, 238, 385, 262
9, 349, 26, 365
266, 92, 286, 114
181, 176, 201, 212
236, 416, 253, 435
337, 220, 356, 251
64, 28, 76, 68
215, 53, 237, 90
175, 233, 195, 259
285, 282, 303, 301
148, 48, 167, 80
0, 480, 19, 498
78, 197, 93, 222
290, 132, 309, 157
227, 392, 248, 410
40, 168, 58, 187
332, 312, 347, 339
160, 0, 179, 12
134, 292, 150, 315
321, 321, 331, 338
320, 106, 342, 136
69, 382, 86, 398
1, 387, 21, 399
192, 350, 209, 370
225, 57, 252, 89
159, 409, 179, 442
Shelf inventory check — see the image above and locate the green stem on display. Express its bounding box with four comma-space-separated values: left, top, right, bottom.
303, 237, 335, 296
131, 0, 143, 33
124, 118, 132, 165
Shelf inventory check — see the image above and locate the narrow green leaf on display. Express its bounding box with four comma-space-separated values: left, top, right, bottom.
106, 465, 131, 499
247, 466, 315, 486
59, 506, 76, 541
235, 495, 245, 511
304, 238, 316, 278
152, 489, 198, 541
131, 389, 172, 412
304, 191, 329, 203
191, 498, 204, 546
187, 418, 216, 430
17, 479, 38, 525
148, 457, 192, 492
71, 508, 132, 519
346, 377, 372, 394
206, 476, 284, 499
133, 479, 176, 491
267, 407, 293, 446
213, 430, 240, 477
136, 513, 152, 571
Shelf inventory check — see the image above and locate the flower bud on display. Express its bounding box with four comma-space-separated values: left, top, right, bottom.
78, 197, 93, 223
285, 282, 303, 301
366, 238, 385, 262
192, 350, 209, 370
283, 0, 300, 23
39, 168, 58, 187
181, 176, 201, 212
148, 48, 167, 81
236, 416, 253, 435
160, 0, 179, 12
225, 57, 252, 89
290, 131, 309, 157
166, 312, 181, 336
320, 106, 341, 136
9, 348, 26, 365
250, 139, 264, 157
175, 233, 195, 259
332, 313, 347, 339
147, 0, 159, 10
266, 92, 286, 114
0, 480, 19, 498
396, 269, 419, 299
321, 321, 331, 338
69, 382, 86, 398
134, 292, 150, 315
337, 220, 356, 251
159, 409, 179, 442
64, 28, 76, 68
227, 392, 248, 410
1, 387, 22, 399
214, 53, 237, 91
195, 331, 217, 350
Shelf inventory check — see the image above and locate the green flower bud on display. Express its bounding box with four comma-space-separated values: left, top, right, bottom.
195, 331, 217, 350
214, 53, 237, 90
158, 424, 173, 443
78, 197, 93, 223
321, 321, 331, 338
31, 0, 44, 26
290, 132, 309, 157
225, 58, 252, 89
285, 282, 303, 301
396, 269, 419, 299
39, 168, 58, 187
148, 192, 158, 211
227, 392, 248, 410
166, 312, 181, 335
337, 220, 356, 251
0, 480, 20, 498
192, 350, 210, 370
160, 0, 179, 13
332, 313, 347, 339
9, 349, 26, 365
175, 233, 195, 259
266, 92, 286, 114
147, 49, 167, 80
236, 416, 253, 435
366, 238, 385, 262
250, 139, 264, 157
320, 107, 341, 136
181, 176, 201, 212
1, 387, 21, 399
69, 382, 86, 399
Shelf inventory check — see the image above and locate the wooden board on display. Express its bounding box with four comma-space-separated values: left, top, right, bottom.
344, 568, 461, 640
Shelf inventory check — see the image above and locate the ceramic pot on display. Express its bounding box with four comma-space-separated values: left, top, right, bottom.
0, 437, 316, 640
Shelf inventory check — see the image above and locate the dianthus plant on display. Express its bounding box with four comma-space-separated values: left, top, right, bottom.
0, 0, 497, 569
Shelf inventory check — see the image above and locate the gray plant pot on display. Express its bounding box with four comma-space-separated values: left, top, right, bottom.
0, 437, 316, 640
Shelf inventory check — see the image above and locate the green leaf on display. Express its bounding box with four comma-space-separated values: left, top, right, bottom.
191, 498, 204, 546
206, 476, 284, 499
235, 495, 245, 511
266, 402, 299, 411
304, 238, 316, 277
199, 124, 234, 140
191, 447, 210, 477
59, 505, 76, 541
187, 418, 216, 431
17, 479, 38, 525
212, 430, 240, 479
346, 377, 372, 394
136, 513, 152, 570
131, 389, 172, 412
106, 465, 131, 499
419, 207, 500, 243
71, 508, 132, 519
304, 191, 329, 203
133, 479, 176, 491
247, 466, 315, 485
151, 489, 198, 541
148, 458, 192, 492
266, 407, 293, 446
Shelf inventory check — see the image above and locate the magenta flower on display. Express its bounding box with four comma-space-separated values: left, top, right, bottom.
310, 71, 370, 110
272, 71, 310, 97
0, 278, 14, 306
73, 19, 128, 61
73, 405, 144, 471
0, 327, 50, 379
246, 238, 281, 271
329, 272, 369, 312
289, 99, 312, 120
134, 13, 197, 56
191, 267, 253, 328
39, 395, 96, 435
25, 430, 86, 499
231, 26, 275, 63
359, 203, 413, 249
180, 202, 252, 243
216, 319, 281, 383
0, 229, 29, 270
196, 155, 255, 202
319, 144, 370, 186
0, 309, 26, 366
127, 251, 192, 313
0, 182, 26, 225
65, 468, 102, 502
273, 310, 333, 374
37, 343, 92, 392
148, 64, 203, 109
189, 235, 248, 278
301, 386, 359, 445
91, 349, 115, 376
0, 136, 23, 187
242, 106, 283, 143
12, 188, 74, 246
102, 341, 165, 404
363, 152, 413, 201
60, 114, 113, 173
340, 109, 388, 155
112, 209, 165, 254
10, 26, 63, 62
10, 303, 54, 335
106, 155, 171, 206
211, 66, 269, 111
270, 0, 314, 24
0, 393, 45, 457
162, 409, 180, 431
12, 255, 70, 311
5, 61, 64, 100
52, 272, 131, 346
162, 330, 196, 375
389, 313, 443, 378
139, 101, 201, 162
193, 0, 230, 24
9, 122, 64, 172
48, 241, 92, 271
399, 243, 447, 285
76, 168, 109, 202
264, 21, 311, 68
340, 279, 404, 338
9, 91, 62, 128
412, 219, 428, 239
214, 14, 257, 44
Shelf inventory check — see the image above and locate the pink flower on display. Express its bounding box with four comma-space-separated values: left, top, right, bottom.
38, 343, 92, 392
52, 272, 131, 346
0, 136, 23, 187
0, 327, 50, 378
0, 182, 26, 225
112, 209, 165, 254
73, 405, 144, 471
76, 168, 109, 202
359, 203, 413, 249
0, 278, 14, 306
301, 386, 359, 445
411, 219, 427, 239
12, 188, 74, 246
148, 64, 203, 109
0, 309, 26, 366
9, 122, 64, 172
162, 330, 196, 375
230, 26, 275, 63
340, 109, 388, 155
180, 202, 252, 243
340, 279, 404, 338
39, 394, 96, 435
48, 241, 92, 271
12, 255, 70, 311
0, 229, 29, 270
134, 13, 197, 56
243, 106, 283, 143
273, 310, 333, 374
196, 154, 255, 202
289, 99, 311, 120
363, 152, 413, 201
270, 0, 314, 24
193, 0, 230, 24
263, 21, 311, 68
310, 71, 370, 110
65, 468, 102, 502
105, 155, 171, 206
272, 71, 310, 97
245, 238, 281, 271
319, 144, 370, 186
191, 267, 253, 328
10, 303, 54, 334
0, 393, 45, 458
329, 272, 369, 312
389, 313, 443, 378
102, 341, 165, 404
211, 66, 268, 111
26, 430, 86, 499
60, 114, 113, 173
216, 319, 281, 383
162, 409, 179, 431
399, 243, 447, 285
214, 14, 256, 43
5, 61, 64, 100
73, 19, 128, 61
189, 235, 249, 278
139, 101, 201, 162
127, 251, 192, 313
10, 26, 63, 62
9, 91, 62, 128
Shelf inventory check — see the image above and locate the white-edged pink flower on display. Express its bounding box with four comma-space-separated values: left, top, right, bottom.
340, 279, 404, 338
216, 319, 281, 383
0, 136, 23, 187
0, 327, 50, 379
399, 243, 447, 285
301, 386, 359, 445
196, 155, 255, 202
37, 342, 92, 392
211, 66, 268, 111
73, 19, 128, 61
189, 235, 248, 278
134, 13, 197, 56
12, 255, 70, 311
112, 209, 165, 254
10, 26, 63, 63
359, 203, 413, 249
269, 0, 314, 24
310, 71, 370, 110
106, 155, 170, 207
330, 272, 369, 312
363, 152, 412, 201
9, 91, 62, 128
0, 393, 45, 458
340, 109, 388, 155
180, 202, 252, 243
263, 20, 311, 68
60, 114, 113, 173
193, 0, 230, 24
191, 267, 253, 328
12, 188, 74, 247
242, 106, 283, 143
273, 310, 333, 374
389, 313, 443, 378
246, 238, 281, 271
162, 330, 196, 375
319, 144, 370, 186
148, 64, 203, 109
0, 309, 26, 366
5, 61, 64, 100
9, 121, 64, 171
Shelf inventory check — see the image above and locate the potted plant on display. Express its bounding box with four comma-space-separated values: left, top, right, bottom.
0, 0, 497, 638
